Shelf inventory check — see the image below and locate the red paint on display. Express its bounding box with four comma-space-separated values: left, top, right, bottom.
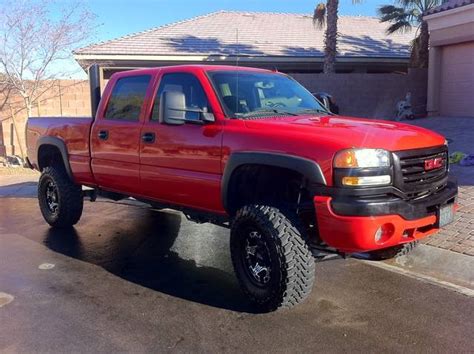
26, 65, 451, 252
314, 196, 438, 253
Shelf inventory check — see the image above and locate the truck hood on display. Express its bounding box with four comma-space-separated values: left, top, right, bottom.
244, 115, 445, 151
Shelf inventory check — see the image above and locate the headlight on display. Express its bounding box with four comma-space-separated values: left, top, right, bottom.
334, 149, 391, 168
334, 148, 392, 187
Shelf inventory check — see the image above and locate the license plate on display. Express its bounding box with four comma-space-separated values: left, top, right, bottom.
437, 203, 455, 228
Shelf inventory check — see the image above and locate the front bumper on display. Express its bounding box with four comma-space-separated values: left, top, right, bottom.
313, 180, 458, 253
331, 180, 458, 220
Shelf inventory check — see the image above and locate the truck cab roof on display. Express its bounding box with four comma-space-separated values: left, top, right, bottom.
109, 64, 274, 81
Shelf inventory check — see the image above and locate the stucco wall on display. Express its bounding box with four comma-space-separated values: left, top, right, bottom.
291, 69, 428, 119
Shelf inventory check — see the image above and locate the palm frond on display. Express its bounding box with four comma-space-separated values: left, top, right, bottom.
378, 5, 405, 21
378, 5, 415, 33
387, 20, 413, 33
313, 3, 326, 29
395, 0, 416, 9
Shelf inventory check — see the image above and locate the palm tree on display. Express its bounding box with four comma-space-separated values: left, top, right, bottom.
313, 1, 361, 74
378, 0, 441, 68
313, 1, 339, 74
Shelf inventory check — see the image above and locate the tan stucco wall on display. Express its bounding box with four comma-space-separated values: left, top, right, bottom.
430, 22, 474, 47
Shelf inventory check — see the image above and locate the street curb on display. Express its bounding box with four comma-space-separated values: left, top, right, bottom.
363, 244, 474, 297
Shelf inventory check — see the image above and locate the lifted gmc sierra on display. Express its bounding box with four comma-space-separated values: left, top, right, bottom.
26, 65, 458, 311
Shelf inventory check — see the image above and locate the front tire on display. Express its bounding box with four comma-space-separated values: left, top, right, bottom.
230, 205, 315, 311
38, 166, 83, 228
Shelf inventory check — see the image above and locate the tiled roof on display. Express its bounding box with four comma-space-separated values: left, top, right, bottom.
425, 0, 474, 15
75, 11, 413, 59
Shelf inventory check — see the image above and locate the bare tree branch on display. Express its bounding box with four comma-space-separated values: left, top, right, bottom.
0, 0, 97, 114
0, 0, 96, 156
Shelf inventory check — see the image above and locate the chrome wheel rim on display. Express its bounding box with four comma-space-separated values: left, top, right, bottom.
243, 230, 272, 286
45, 180, 59, 214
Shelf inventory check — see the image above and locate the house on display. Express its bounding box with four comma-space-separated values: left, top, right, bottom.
74, 11, 415, 81
424, 0, 474, 117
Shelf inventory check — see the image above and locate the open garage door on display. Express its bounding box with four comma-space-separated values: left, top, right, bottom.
440, 42, 474, 117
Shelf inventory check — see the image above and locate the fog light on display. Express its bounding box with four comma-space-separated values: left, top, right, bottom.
374, 223, 395, 244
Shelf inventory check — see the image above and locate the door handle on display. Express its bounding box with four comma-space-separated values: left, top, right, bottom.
142, 132, 155, 143
98, 130, 108, 140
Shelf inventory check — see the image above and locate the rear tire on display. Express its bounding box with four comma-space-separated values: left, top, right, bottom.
38, 166, 83, 228
367, 241, 419, 261
230, 205, 315, 311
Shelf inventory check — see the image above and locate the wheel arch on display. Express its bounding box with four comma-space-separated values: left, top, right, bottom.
221, 152, 326, 214
36, 136, 73, 180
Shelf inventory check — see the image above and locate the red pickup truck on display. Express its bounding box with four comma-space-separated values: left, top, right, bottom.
26, 65, 457, 311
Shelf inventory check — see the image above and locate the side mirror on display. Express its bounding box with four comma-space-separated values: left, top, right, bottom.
201, 110, 215, 123
313, 92, 331, 112
159, 90, 216, 125
160, 90, 186, 125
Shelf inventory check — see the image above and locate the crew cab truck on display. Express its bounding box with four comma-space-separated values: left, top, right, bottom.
26, 65, 458, 311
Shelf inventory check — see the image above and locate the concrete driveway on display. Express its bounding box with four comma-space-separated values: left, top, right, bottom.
0, 174, 473, 352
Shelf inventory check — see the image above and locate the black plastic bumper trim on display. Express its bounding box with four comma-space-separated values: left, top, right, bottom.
329, 179, 458, 220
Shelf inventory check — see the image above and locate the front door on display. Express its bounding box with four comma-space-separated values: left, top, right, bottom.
91, 74, 152, 195
139, 72, 223, 212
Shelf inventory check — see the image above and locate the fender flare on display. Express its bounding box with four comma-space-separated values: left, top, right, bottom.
221, 151, 327, 212
36, 136, 73, 180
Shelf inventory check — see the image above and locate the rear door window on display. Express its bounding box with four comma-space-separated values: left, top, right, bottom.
105, 75, 151, 121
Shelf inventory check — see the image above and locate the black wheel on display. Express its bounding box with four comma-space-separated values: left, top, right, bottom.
38, 166, 83, 228
407, 114, 416, 120
230, 205, 315, 311
367, 241, 419, 261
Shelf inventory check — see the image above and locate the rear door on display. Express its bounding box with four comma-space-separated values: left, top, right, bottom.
139, 71, 223, 212
91, 73, 153, 195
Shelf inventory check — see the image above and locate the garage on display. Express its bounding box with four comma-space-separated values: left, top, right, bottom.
440, 42, 474, 117
425, 0, 474, 118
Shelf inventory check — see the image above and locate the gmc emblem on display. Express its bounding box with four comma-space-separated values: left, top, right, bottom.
424, 157, 443, 171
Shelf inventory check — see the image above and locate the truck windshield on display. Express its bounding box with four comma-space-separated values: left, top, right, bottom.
208, 71, 328, 118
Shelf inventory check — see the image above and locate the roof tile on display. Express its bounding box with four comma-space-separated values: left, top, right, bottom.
75, 11, 413, 58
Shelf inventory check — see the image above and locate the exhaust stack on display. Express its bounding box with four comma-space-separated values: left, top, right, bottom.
89, 64, 101, 118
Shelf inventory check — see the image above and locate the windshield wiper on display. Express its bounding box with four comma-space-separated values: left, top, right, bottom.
240, 108, 299, 118
297, 108, 331, 115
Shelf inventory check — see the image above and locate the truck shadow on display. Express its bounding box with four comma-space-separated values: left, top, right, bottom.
0, 182, 37, 198
43, 208, 256, 313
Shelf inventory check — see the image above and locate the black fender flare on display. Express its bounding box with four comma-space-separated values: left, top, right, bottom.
36, 136, 73, 180
221, 151, 327, 212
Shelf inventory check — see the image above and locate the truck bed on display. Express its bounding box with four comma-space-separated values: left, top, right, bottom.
26, 116, 94, 184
